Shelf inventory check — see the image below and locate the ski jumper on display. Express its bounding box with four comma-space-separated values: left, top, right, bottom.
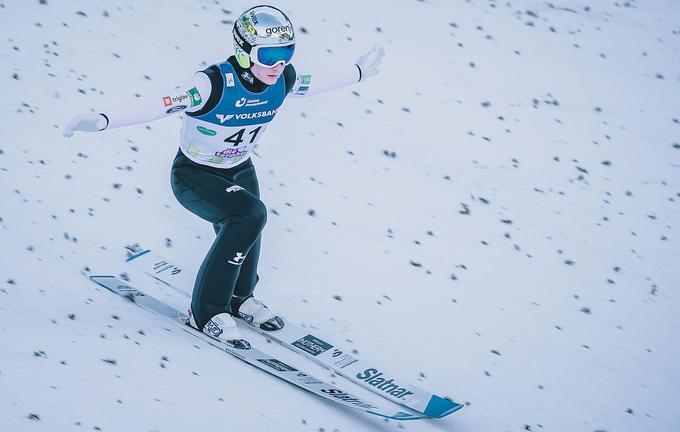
98, 55, 361, 330
171, 57, 294, 328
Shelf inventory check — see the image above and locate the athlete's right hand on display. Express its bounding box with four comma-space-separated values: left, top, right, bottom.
62, 113, 108, 138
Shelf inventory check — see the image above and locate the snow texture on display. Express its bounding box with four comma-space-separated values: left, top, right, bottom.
1, 0, 679, 431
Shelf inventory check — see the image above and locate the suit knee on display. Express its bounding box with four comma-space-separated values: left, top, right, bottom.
215, 197, 267, 235
248, 200, 267, 230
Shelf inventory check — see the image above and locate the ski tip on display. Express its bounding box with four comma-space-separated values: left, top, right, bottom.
423, 395, 464, 418
126, 249, 151, 262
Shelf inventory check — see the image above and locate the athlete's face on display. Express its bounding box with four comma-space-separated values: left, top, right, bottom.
251, 62, 285, 85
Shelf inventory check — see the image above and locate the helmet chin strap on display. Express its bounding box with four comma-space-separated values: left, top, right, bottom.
235, 48, 251, 69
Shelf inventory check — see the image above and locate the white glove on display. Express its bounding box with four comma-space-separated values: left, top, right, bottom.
355, 44, 385, 81
62, 113, 108, 138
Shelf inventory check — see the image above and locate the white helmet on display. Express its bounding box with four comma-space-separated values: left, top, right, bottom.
233, 5, 295, 69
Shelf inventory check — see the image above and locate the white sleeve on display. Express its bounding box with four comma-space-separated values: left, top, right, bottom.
103, 72, 212, 130
289, 62, 360, 98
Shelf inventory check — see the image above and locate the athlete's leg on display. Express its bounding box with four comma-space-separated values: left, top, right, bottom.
230, 165, 262, 304
209, 164, 262, 306
171, 154, 266, 329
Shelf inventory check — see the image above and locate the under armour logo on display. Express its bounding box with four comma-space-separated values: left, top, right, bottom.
228, 252, 246, 265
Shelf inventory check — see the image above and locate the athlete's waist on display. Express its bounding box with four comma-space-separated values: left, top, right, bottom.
174, 147, 253, 172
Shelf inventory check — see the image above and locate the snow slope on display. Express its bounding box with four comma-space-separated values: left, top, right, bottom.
1, 0, 679, 431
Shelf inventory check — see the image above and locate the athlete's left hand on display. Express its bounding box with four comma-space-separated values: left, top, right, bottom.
356, 45, 385, 81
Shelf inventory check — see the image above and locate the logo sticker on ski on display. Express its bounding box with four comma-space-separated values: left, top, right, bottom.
356, 368, 414, 400
257, 358, 297, 372
292, 335, 333, 356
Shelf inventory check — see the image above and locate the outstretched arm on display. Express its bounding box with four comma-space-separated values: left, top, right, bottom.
289, 45, 385, 97
63, 72, 212, 138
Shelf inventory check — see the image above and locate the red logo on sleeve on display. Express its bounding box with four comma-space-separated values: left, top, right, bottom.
163, 96, 172, 107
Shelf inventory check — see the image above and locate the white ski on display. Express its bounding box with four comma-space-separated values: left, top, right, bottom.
90, 275, 426, 421
125, 248, 464, 418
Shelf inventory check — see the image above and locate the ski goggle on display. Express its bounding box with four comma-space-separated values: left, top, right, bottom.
249, 43, 295, 68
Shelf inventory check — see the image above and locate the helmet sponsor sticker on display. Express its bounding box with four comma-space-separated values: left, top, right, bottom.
233, 28, 247, 47
163, 96, 172, 107
238, 15, 257, 42
265, 25, 292, 36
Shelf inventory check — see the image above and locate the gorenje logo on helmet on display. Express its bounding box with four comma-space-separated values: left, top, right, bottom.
355, 368, 415, 400
265, 25, 291, 36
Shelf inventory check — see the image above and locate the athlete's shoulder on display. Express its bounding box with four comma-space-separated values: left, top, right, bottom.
197, 63, 223, 84
186, 62, 227, 117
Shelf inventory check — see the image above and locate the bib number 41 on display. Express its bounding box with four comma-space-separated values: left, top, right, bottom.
224, 125, 263, 146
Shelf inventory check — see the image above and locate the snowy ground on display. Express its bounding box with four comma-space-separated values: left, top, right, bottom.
1, 0, 679, 431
